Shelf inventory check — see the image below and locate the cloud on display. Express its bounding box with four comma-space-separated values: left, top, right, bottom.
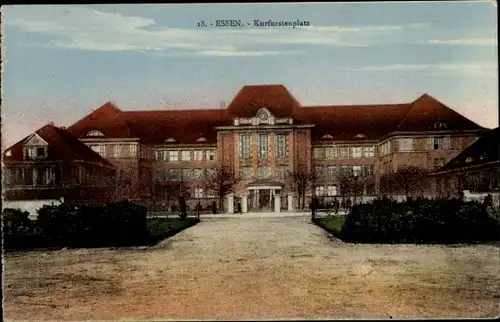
349, 62, 498, 76
427, 38, 497, 46
3, 5, 432, 56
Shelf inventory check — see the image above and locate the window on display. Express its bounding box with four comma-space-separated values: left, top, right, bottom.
380, 141, 391, 156
363, 165, 375, 176
258, 134, 269, 159
327, 185, 338, 196
155, 150, 163, 161
353, 165, 362, 177
325, 147, 338, 160
465, 157, 474, 163
129, 144, 137, 158
90, 144, 105, 156
44, 168, 56, 185
433, 122, 447, 129
194, 187, 204, 199
240, 167, 253, 179
363, 146, 375, 157
276, 165, 289, 179
239, 133, 251, 159
430, 136, 450, 150
115, 145, 122, 158
433, 158, 446, 169
193, 169, 204, 179
206, 149, 216, 161
313, 148, 324, 160
193, 150, 203, 161
205, 168, 216, 178
87, 130, 105, 137
314, 166, 324, 179
258, 166, 269, 178
340, 165, 351, 176
169, 150, 179, 162
327, 166, 337, 179
315, 186, 325, 196
351, 146, 362, 158
398, 138, 414, 152
276, 134, 287, 158
181, 150, 191, 161
338, 147, 349, 159
182, 168, 193, 180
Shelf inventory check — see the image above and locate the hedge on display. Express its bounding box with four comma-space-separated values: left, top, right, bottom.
3, 201, 152, 250
338, 198, 500, 244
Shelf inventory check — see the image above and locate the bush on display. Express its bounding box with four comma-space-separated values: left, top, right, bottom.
340, 198, 500, 244
2, 208, 36, 249
35, 201, 148, 248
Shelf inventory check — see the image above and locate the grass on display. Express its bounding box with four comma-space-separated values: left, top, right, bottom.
313, 216, 346, 240
146, 217, 200, 245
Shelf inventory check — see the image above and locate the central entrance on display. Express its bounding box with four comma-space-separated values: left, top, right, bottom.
246, 179, 284, 212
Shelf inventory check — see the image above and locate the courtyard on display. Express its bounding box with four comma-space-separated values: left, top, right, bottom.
4, 214, 500, 320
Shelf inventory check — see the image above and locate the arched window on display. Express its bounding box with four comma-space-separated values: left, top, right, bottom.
87, 130, 105, 137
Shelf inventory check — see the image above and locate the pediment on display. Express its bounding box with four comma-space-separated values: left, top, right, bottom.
23, 133, 48, 146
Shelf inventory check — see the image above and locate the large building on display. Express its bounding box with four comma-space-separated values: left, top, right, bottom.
2, 85, 489, 212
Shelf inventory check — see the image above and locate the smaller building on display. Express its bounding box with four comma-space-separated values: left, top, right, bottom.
2, 124, 117, 209
431, 127, 499, 206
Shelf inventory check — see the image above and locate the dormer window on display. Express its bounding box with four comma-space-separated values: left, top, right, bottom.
354, 133, 366, 138
87, 130, 105, 137
321, 134, 334, 140
465, 156, 474, 163
256, 108, 271, 125
196, 137, 207, 142
480, 152, 488, 160
433, 122, 447, 129
25, 146, 48, 160
165, 138, 176, 143
5, 150, 11, 157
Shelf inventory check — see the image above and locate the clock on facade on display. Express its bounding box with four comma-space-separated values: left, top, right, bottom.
258, 110, 268, 120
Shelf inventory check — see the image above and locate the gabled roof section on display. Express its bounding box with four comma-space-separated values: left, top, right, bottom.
296, 103, 413, 141
439, 127, 499, 172
394, 94, 484, 132
68, 102, 132, 138
227, 84, 302, 117
119, 109, 232, 144
2, 124, 114, 167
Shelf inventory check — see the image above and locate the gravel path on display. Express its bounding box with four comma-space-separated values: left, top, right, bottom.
4, 215, 500, 320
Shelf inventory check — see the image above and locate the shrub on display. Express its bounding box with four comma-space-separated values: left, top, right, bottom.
340, 198, 500, 244
35, 201, 148, 248
2, 208, 35, 249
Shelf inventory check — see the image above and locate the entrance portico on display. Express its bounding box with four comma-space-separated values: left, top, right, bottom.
245, 179, 284, 212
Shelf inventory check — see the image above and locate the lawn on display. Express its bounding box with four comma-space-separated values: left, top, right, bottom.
146, 217, 200, 245
313, 216, 346, 239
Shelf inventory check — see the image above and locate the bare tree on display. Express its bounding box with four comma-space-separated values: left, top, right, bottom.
392, 166, 428, 200
287, 166, 321, 210
379, 170, 397, 199
204, 166, 240, 212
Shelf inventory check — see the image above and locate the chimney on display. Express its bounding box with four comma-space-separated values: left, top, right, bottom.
219, 100, 226, 109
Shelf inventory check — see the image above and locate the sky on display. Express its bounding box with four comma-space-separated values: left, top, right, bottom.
1, 2, 498, 148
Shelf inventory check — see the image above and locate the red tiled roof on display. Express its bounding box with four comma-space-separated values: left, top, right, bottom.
295, 103, 413, 141
394, 94, 484, 132
65, 86, 485, 144
119, 109, 233, 144
3, 124, 114, 167
68, 102, 132, 138
227, 84, 302, 117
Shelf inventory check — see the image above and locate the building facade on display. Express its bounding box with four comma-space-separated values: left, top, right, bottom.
3, 85, 489, 212
2, 124, 116, 206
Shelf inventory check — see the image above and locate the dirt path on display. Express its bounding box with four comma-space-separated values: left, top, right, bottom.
4, 215, 500, 320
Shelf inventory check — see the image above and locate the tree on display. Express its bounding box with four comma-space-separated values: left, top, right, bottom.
392, 166, 428, 200
287, 166, 321, 210
204, 166, 240, 212
379, 170, 397, 199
